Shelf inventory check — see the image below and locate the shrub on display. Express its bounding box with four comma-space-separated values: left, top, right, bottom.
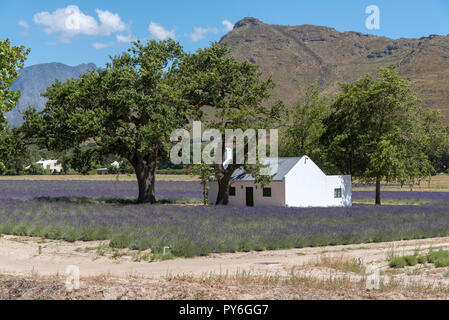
61, 227, 81, 243
237, 238, 253, 252
109, 233, 131, 249
434, 257, 449, 268
404, 255, 418, 266
389, 257, 407, 268
427, 249, 449, 264
129, 238, 151, 251
12, 223, 29, 236
43, 225, 63, 240
417, 255, 427, 264
80, 227, 98, 241
172, 239, 197, 258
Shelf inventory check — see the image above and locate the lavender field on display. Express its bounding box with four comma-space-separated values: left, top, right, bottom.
1, 180, 449, 257
0, 180, 203, 200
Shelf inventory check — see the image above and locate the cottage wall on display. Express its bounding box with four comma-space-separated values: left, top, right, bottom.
207, 180, 285, 207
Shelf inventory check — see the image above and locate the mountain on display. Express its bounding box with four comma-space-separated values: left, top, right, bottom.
6, 62, 96, 127
7, 20, 449, 127
220, 17, 449, 122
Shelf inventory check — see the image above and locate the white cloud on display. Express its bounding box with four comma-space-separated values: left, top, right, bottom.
190, 27, 219, 42
222, 20, 234, 32
33, 5, 126, 42
116, 34, 137, 43
96, 9, 125, 34
92, 41, 114, 49
18, 20, 30, 30
148, 22, 175, 40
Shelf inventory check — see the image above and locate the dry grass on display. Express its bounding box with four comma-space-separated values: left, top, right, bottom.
305, 255, 366, 274
353, 174, 449, 192
2, 266, 449, 300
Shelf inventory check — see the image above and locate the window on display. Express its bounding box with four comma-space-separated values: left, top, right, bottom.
334, 188, 342, 198
263, 188, 272, 197
229, 187, 236, 196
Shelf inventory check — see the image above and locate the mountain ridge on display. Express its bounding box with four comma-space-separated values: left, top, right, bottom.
220, 17, 449, 122
6, 62, 96, 127
7, 17, 449, 126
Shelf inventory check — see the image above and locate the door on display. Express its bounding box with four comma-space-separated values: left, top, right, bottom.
246, 187, 254, 207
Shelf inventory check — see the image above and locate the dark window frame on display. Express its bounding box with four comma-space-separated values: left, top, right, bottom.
263, 187, 272, 197
334, 188, 342, 198
229, 186, 236, 196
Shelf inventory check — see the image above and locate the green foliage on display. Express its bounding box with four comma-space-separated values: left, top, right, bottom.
404, 255, 418, 266
0, 38, 30, 168
109, 233, 132, 249
23, 40, 192, 202
129, 238, 151, 251
322, 66, 448, 204
181, 43, 281, 204
417, 255, 427, 264
61, 227, 81, 243
0, 128, 36, 175
280, 83, 331, 170
0, 38, 30, 129
388, 249, 449, 269
389, 256, 407, 268
172, 239, 197, 258
427, 249, 449, 267
190, 163, 214, 204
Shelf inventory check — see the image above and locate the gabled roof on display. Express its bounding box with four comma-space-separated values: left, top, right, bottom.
230, 157, 303, 181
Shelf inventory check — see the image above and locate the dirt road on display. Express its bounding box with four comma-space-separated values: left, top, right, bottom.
3, 235, 449, 299
2, 235, 449, 278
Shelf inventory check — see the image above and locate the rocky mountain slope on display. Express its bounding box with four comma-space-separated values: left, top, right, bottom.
7, 18, 449, 126
220, 17, 449, 122
6, 62, 96, 127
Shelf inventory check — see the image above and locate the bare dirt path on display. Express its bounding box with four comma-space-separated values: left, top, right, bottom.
2, 235, 449, 278
3, 235, 449, 299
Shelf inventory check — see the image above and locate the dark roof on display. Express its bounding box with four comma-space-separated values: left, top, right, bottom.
230, 157, 303, 181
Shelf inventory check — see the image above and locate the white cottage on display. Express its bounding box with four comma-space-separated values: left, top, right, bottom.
35, 159, 63, 173
207, 156, 352, 207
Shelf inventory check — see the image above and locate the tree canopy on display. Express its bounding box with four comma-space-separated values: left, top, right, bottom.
321, 66, 447, 205
180, 43, 282, 205
24, 39, 191, 203
0, 38, 29, 170
279, 84, 331, 171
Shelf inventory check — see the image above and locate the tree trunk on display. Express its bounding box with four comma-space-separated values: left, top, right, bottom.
215, 174, 231, 205
375, 178, 381, 206
134, 153, 157, 204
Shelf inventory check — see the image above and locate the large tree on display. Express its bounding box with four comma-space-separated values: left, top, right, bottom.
279, 84, 331, 170
0, 38, 29, 169
24, 40, 190, 203
321, 67, 447, 205
180, 43, 281, 205
0, 128, 34, 175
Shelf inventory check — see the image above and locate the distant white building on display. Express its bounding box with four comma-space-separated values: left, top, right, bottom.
111, 161, 120, 169
35, 159, 63, 173
207, 156, 352, 208
97, 161, 121, 174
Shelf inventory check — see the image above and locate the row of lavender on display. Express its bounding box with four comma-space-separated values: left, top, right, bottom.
1, 180, 448, 257
0, 180, 203, 200
1, 198, 449, 256
1, 180, 448, 201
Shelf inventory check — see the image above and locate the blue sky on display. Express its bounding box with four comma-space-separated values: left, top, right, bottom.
1, 0, 449, 67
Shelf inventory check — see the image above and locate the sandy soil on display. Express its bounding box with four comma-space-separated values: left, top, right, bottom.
1, 235, 449, 278
3, 235, 449, 299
